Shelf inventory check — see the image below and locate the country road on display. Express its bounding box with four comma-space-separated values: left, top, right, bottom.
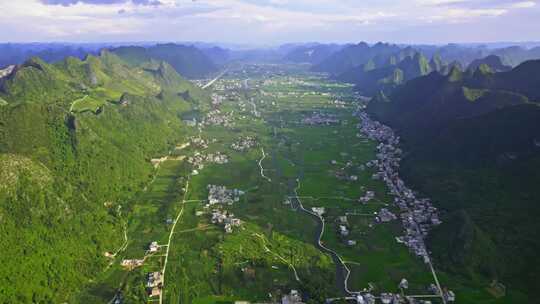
258, 147, 272, 182
160, 178, 190, 304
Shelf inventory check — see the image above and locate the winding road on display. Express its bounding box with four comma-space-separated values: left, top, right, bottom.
258, 147, 272, 182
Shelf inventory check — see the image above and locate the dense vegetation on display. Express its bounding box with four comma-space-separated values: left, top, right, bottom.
311, 42, 401, 75
337, 51, 459, 96
0, 51, 207, 302
110, 44, 218, 79
0, 43, 104, 67
366, 61, 540, 301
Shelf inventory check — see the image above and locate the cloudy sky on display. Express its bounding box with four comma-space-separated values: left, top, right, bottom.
0, 0, 538, 45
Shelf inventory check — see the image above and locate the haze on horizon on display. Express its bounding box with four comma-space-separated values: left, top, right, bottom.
0, 0, 539, 46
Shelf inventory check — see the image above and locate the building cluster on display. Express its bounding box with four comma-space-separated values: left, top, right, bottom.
302, 112, 340, 125
338, 224, 349, 237
147, 271, 163, 298
231, 136, 257, 152
358, 190, 375, 203
210, 208, 242, 233
355, 111, 442, 264
211, 93, 225, 106
203, 109, 235, 127
148, 241, 160, 253
281, 289, 304, 304
311, 207, 325, 216
120, 259, 144, 269
376, 208, 397, 223
189, 136, 211, 149
207, 184, 245, 205
332, 99, 347, 108
187, 152, 229, 174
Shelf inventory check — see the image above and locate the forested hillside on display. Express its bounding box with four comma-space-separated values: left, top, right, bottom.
0, 51, 208, 303
366, 61, 540, 300
110, 44, 218, 79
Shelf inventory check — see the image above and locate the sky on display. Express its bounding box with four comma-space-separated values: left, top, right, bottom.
0, 0, 539, 46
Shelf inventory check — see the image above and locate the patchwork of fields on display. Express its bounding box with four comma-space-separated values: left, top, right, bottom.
78, 65, 506, 304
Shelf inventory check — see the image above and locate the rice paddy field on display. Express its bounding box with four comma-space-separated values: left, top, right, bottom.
81, 64, 504, 304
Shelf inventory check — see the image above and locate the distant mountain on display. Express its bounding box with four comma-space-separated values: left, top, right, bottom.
367, 62, 539, 143
415, 44, 540, 67
311, 42, 401, 75
200, 46, 231, 65
417, 43, 491, 66
338, 51, 443, 96
111, 43, 218, 78
366, 60, 540, 298
492, 46, 540, 66
0, 43, 103, 68
468, 55, 512, 73
283, 43, 345, 65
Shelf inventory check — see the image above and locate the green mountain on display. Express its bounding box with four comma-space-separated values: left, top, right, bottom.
366, 60, 540, 300
283, 43, 345, 65
311, 42, 400, 75
338, 52, 439, 96
467, 55, 512, 73
110, 43, 218, 79
0, 51, 207, 302
492, 46, 540, 67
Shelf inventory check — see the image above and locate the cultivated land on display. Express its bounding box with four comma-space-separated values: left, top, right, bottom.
81, 64, 508, 304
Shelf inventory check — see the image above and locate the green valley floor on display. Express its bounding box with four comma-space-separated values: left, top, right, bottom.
79, 64, 513, 304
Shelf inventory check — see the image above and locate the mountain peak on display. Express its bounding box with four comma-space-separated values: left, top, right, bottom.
447, 65, 463, 82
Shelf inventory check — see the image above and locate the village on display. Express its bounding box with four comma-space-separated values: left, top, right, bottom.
231, 135, 258, 152
105, 66, 462, 304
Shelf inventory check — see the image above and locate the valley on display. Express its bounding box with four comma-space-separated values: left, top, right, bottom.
2, 2, 540, 303
74, 64, 509, 304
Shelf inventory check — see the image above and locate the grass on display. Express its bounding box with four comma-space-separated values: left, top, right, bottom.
79, 67, 514, 304
153, 73, 442, 303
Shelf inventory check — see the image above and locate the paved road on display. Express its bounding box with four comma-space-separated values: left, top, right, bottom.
202, 69, 229, 89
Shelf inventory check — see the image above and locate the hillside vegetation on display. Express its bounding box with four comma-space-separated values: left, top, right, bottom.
366, 61, 540, 301
110, 44, 218, 79
0, 51, 208, 303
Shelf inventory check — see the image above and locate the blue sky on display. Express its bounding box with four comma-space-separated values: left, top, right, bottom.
0, 0, 538, 45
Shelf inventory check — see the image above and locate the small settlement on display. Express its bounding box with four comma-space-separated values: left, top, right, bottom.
231, 136, 258, 152
351, 109, 453, 302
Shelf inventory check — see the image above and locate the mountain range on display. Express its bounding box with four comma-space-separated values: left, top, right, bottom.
0, 51, 208, 302
366, 60, 540, 298
110, 44, 218, 79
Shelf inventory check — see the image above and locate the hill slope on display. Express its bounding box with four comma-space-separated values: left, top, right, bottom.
0, 51, 207, 302
312, 42, 401, 75
111, 43, 218, 79
366, 61, 540, 300
467, 55, 511, 73
338, 52, 439, 96
283, 43, 345, 65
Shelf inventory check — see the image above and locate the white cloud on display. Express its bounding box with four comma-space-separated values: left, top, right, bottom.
510, 1, 536, 8
0, 0, 538, 44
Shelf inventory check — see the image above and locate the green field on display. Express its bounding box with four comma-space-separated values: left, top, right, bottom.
79, 65, 510, 304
